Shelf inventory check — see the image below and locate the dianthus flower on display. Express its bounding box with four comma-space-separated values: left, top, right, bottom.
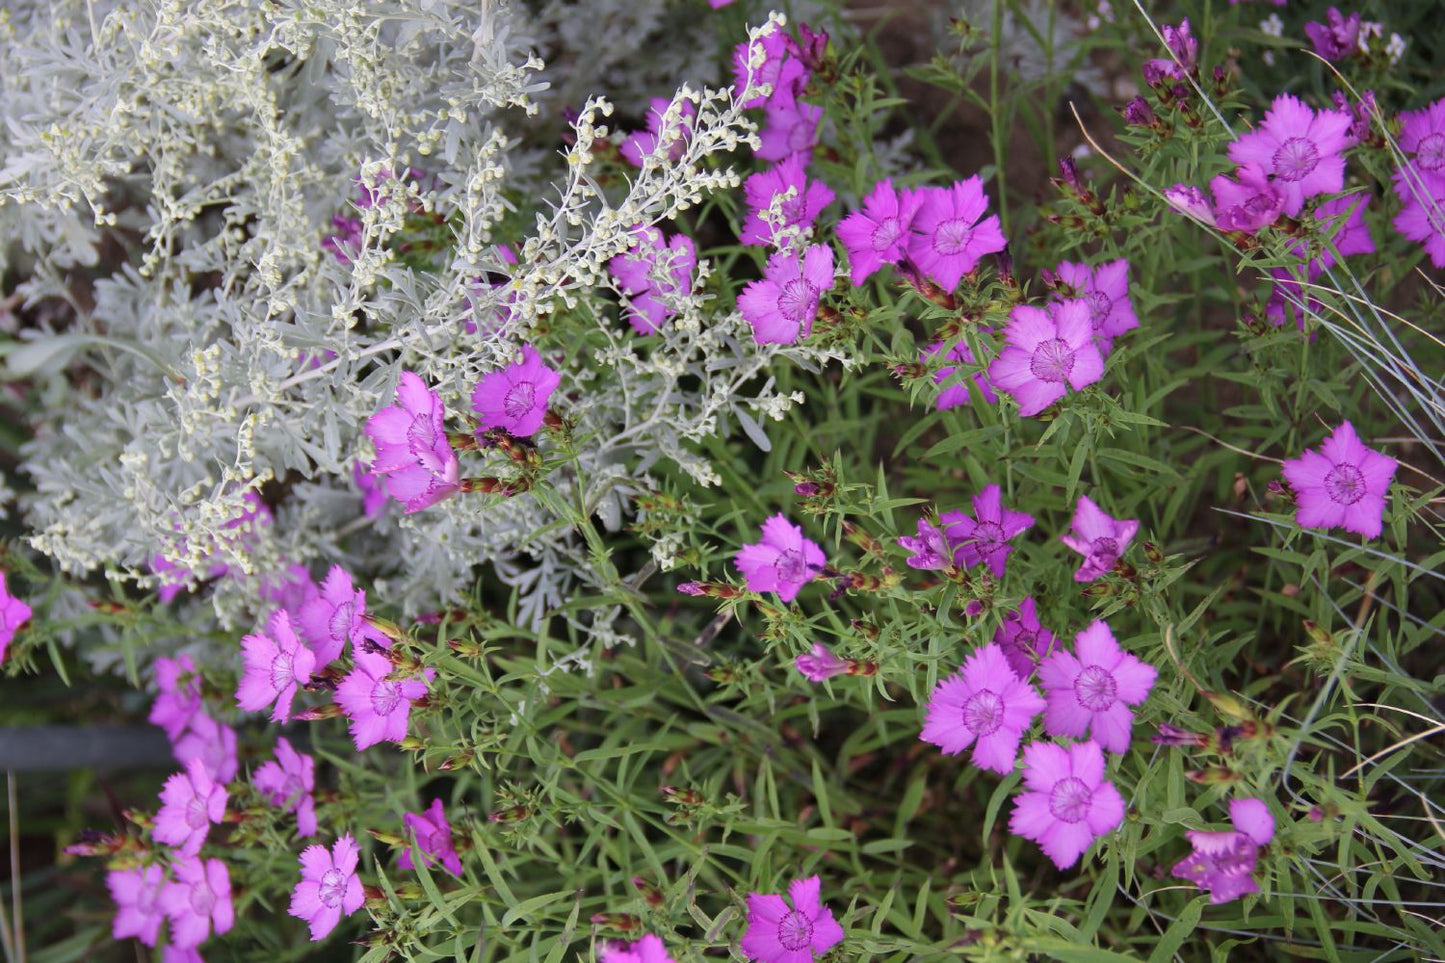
172, 713, 238, 783
735, 514, 826, 603
1009, 740, 1125, 869
905, 178, 1007, 291
1142, 18, 1197, 82
298, 564, 385, 665
399, 798, 463, 875
354, 462, 388, 518
150, 655, 203, 742
471, 345, 561, 438
1173, 798, 1275, 903
289, 834, 366, 941
1060, 495, 1139, 582
795, 643, 849, 682
987, 300, 1105, 417
740, 156, 835, 247
737, 244, 834, 344
620, 98, 695, 167
607, 227, 696, 335
1391, 166, 1445, 267
941, 484, 1034, 579
1281, 420, 1396, 538
160, 856, 233, 949
1052, 260, 1139, 354
994, 597, 1059, 680
1304, 8, 1361, 61
1209, 164, 1285, 234
1332, 89, 1378, 146
1227, 94, 1351, 216
253, 737, 318, 836
154, 758, 228, 856
836, 179, 923, 285
1038, 621, 1156, 753
922, 340, 997, 409
732, 29, 807, 109
920, 643, 1046, 774
236, 609, 316, 723
602, 934, 676, 963
1163, 184, 1216, 225
109, 864, 168, 946
336, 651, 429, 751
1398, 97, 1445, 193
740, 875, 845, 963
756, 101, 823, 163
364, 371, 460, 513
897, 517, 952, 570
0, 572, 30, 662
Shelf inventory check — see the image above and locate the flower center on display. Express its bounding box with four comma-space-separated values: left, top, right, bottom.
1090, 536, 1120, 564
503, 382, 536, 420
329, 599, 356, 644
777, 278, 819, 324
185, 796, 210, 829
969, 520, 1005, 550
962, 689, 1005, 736
1074, 664, 1119, 711
933, 217, 973, 256
1323, 464, 1366, 504
1048, 776, 1093, 824
777, 910, 815, 951
1272, 136, 1320, 182
407, 412, 444, 472
371, 678, 403, 716
1029, 339, 1076, 383
1087, 290, 1113, 327
1417, 133, 1445, 171
318, 868, 347, 908
270, 649, 295, 692
774, 548, 812, 584
870, 216, 901, 252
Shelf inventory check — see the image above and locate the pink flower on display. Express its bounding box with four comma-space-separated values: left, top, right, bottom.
1304, 8, 1361, 61
940, 484, 1034, 579
1163, 184, 1216, 225
1391, 165, 1445, 268
471, 345, 561, 438
741, 156, 835, 247
108, 864, 168, 946
1281, 420, 1396, 538
737, 244, 834, 345
1227, 94, 1351, 216
1172, 798, 1276, 903
1398, 97, 1445, 193
364, 371, 461, 513
922, 340, 997, 409
755, 101, 823, 163
399, 798, 463, 875
253, 737, 318, 836
897, 517, 951, 570
836, 179, 924, 285
740, 875, 845, 963
986, 300, 1105, 417
1060, 495, 1138, 583
150, 655, 203, 742
297, 564, 384, 666
1209, 164, 1285, 234
602, 934, 676, 963
354, 462, 388, 518
0, 572, 30, 662
336, 651, 429, 750
288, 834, 366, 941
236, 609, 316, 722
732, 29, 807, 109
905, 178, 1007, 291
172, 714, 238, 784
153, 758, 228, 856
607, 227, 696, 335
160, 856, 233, 948
1038, 621, 1156, 753
735, 514, 826, 603
920, 643, 1046, 773
1052, 260, 1139, 354
1008, 740, 1125, 869
993, 597, 1059, 680
620, 98, 695, 167
795, 644, 848, 682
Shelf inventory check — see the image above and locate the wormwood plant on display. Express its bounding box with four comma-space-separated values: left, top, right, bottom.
0, 0, 1441, 960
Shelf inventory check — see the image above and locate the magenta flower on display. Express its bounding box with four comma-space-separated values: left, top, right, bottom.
1391, 166, 1445, 268
322, 215, 362, 264
1281, 420, 1396, 538
732, 29, 807, 109
836, 179, 923, 285
1060, 495, 1139, 583
108, 864, 168, 946
1398, 98, 1445, 193
150, 655, 203, 742
471, 345, 561, 438
364, 371, 461, 513
1009, 740, 1125, 869
1164, 184, 1216, 225
897, 517, 951, 570
1052, 260, 1139, 354
602, 934, 676, 963
987, 300, 1105, 417
1172, 798, 1276, 903
735, 514, 826, 603
756, 101, 823, 163
940, 484, 1034, 579
740, 156, 835, 247
1209, 165, 1285, 234
922, 340, 997, 409
336, 651, 429, 751
354, 462, 388, 518
920, 643, 1046, 773
1227, 94, 1351, 216
253, 736, 318, 836
1332, 89, 1378, 146
289, 834, 366, 941
795, 644, 849, 682
0, 572, 30, 662
1304, 8, 1361, 61
236, 609, 316, 722
994, 597, 1059, 680
172, 713, 238, 784
298, 564, 384, 666
740, 875, 845, 963
399, 798, 463, 875
737, 244, 834, 345
905, 178, 1007, 291
160, 856, 233, 948
1142, 18, 1197, 82
619, 98, 695, 167
153, 758, 228, 856
1038, 621, 1157, 753
607, 227, 696, 335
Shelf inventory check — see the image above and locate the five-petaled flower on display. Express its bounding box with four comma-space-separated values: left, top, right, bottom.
236, 609, 316, 722
1008, 740, 1126, 869
288, 834, 366, 941
471, 345, 562, 438
108, 864, 168, 946
740, 874, 845, 963
399, 798, 463, 876
941, 484, 1034, 579
987, 300, 1106, 417
905, 178, 1007, 292
1039, 620, 1157, 753
1281, 421, 1396, 538
1227, 94, 1351, 216
607, 227, 697, 335
253, 737, 319, 837
364, 371, 461, 513
735, 515, 826, 603
836, 178, 923, 285
920, 643, 1046, 773
740, 156, 835, 248
994, 597, 1059, 680
1172, 797, 1276, 903
160, 855, 233, 949
1060, 495, 1139, 582
737, 244, 834, 345
153, 758, 228, 856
